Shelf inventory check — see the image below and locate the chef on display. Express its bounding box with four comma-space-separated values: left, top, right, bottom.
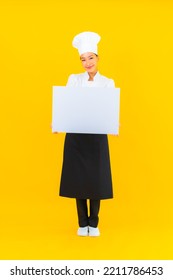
59, 31, 115, 237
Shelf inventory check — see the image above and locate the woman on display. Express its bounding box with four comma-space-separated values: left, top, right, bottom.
59, 31, 115, 237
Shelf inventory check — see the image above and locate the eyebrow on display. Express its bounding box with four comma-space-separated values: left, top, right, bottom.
80, 55, 94, 60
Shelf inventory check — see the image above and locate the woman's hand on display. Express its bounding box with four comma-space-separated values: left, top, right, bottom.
50, 124, 58, 134
112, 123, 121, 136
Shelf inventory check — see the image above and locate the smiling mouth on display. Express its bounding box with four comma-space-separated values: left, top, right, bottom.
86, 65, 94, 69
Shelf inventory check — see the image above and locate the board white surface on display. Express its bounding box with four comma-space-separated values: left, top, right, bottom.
52, 86, 120, 134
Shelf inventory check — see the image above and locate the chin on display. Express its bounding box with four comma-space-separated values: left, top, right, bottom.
87, 68, 96, 73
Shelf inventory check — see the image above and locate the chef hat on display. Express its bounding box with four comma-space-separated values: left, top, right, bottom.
72, 31, 101, 56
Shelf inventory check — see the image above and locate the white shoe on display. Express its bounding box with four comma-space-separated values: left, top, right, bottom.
77, 226, 88, 236
88, 226, 100, 237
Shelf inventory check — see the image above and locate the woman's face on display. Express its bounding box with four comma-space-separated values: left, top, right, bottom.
80, 52, 99, 73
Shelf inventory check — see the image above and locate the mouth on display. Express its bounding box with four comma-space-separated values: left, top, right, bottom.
86, 65, 94, 70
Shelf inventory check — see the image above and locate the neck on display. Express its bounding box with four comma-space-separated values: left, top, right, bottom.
87, 71, 98, 81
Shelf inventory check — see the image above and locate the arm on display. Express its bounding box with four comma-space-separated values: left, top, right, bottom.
107, 79, 115, 88
108, 79, 120, 136
52, 74, 77, 133
66, 74, 77, 87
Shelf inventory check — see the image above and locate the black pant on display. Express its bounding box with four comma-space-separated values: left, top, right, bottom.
76, 199, 100, 227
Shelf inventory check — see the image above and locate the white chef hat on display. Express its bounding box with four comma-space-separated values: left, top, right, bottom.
72, 31, 101, 56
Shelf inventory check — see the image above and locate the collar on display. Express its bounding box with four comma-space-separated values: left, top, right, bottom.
84, 71, 100, 81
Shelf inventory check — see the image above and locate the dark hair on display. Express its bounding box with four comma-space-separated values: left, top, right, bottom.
80, 53, 98, 60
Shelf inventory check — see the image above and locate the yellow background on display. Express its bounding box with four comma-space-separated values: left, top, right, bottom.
0, 0, 173, 259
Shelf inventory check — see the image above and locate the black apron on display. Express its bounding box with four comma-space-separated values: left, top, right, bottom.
59, 133, 113, 200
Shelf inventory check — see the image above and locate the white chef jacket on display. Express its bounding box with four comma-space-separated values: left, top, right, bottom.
66, 71, 115, 88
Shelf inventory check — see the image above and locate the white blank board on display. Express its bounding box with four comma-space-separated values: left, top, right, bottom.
52, 86, 120, 134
